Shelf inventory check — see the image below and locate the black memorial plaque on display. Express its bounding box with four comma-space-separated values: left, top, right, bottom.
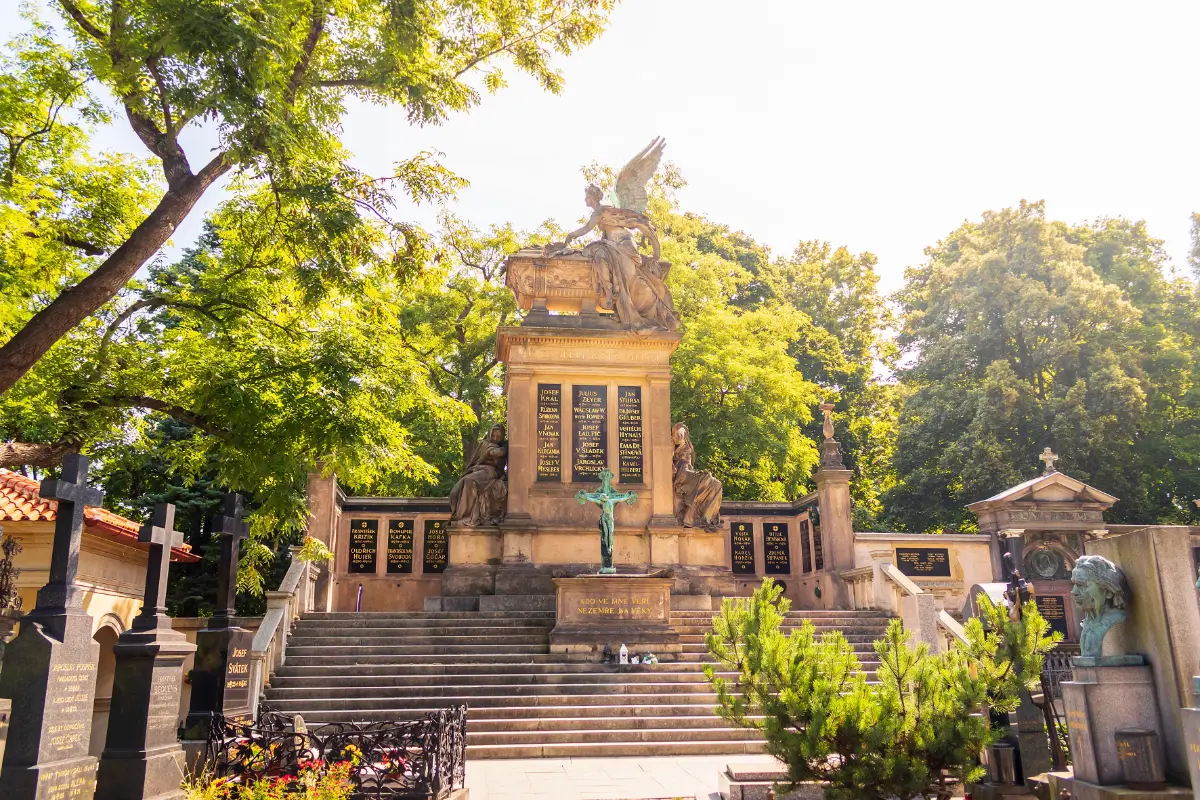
764, 522, 791, 575
387, 520, 414, 574
348, 518, 378, 574
1035, 595, 1070, 639
810, 519, 824, 571
221, 628, 253, 723
800, 519, 813, 573
572, 385, 608, 482
617, 386, 643, 483
422, 519, 448, 574
730, 522, 756, 575
895, 547, 951, 577
537, 384, 563, 482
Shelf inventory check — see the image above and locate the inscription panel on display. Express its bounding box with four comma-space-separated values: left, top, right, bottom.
222, 629, 253, 722
1035, 594, 1070, 639
800, 518, 813, 574
422, 519, 448, 574
348, 519, 378, 574
572, 385, 608, 482
536, 384, 563, 481
764, 523, 791, 575
730, 522, 755, 575
617, 386, 643, 483
811, 519, 824, 571
387, 519, 414, 574
895, 547, 951, 577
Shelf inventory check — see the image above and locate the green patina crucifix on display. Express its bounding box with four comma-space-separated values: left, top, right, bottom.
575, 468, 638, 574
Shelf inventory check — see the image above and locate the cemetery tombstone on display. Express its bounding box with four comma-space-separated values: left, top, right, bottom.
0, 454, 103, 800
95, 503, 196, 800
183, 493, 254, 741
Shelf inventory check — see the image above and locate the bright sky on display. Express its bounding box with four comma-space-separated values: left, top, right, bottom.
7, 1, 1200, 291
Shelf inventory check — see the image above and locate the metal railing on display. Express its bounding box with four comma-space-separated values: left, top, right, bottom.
247, 546, 322, 718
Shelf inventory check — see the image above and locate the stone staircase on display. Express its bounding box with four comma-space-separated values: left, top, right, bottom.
261, 607, 892, 758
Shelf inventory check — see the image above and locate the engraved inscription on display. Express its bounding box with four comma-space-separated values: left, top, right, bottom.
764, 523, 791, 575
537, 384, 562, 481
1035, 594, 1070, 638
617, 386, 643, 483
348, 518, 378, 574
895, 547, 951, 577
800, 518, 813, 574
387, 519, 414, 574
572, 385, 608, 481
575, 595, 653, 619
809, 518, 824, 571
422, 519, 448, 574
730, 522, 755, 575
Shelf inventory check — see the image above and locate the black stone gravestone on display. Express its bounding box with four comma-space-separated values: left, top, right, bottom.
183, 493, 254, 741
96, 503, 196, 800
0, 454, 102, 800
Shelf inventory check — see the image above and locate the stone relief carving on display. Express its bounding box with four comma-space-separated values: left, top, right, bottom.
449, 424, 508, 527
671, 423, 722, 530
543, 138, 680, 332
1070, 554, 1129, 658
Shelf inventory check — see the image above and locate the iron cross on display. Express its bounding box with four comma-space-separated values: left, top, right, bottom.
132, 503, 185, 631
209, 492, 250, 628
37, 453, 104, 610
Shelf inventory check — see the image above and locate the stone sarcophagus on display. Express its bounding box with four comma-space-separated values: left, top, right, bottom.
505, 249, 607, 315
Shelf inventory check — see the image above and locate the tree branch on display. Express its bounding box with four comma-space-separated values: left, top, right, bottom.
57, 0, 108, 41
451, 15, 566, 81
0, 441, 80, 469
284, 2, 327, 114
82, 394, 228, 438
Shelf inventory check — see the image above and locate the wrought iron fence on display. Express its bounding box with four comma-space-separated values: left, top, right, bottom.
204, 704, 468, 799
1042, 646, 1077, 699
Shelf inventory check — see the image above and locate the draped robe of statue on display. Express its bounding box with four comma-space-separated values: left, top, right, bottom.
449, 425, 508, 527
671, 423, 722, 530
583, 214, 678, 332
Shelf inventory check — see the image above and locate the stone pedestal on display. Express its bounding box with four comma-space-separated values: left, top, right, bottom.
1183, 678, 1200, 800
548, 575, 679, 661
0, 608, 100, 800
1063, 661, 1164, 786
95, 629, 196, 800
182, 626, 253, 740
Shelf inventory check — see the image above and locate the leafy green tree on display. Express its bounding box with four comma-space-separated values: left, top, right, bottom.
888, 201, 1200, 530
706, 579, 1056, 800
0, 0, 615, 393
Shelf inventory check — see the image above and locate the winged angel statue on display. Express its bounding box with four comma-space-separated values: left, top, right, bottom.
544, 138, 679, 331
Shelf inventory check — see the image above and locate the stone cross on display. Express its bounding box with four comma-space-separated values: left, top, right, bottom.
1039, 447, 1059, 474
131, 503, 184, 631
36, 453, 103, 610
209, 492, 249, 628
575, 468, 637, 575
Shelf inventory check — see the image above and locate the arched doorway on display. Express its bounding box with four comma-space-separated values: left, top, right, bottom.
88, 615, 122, 757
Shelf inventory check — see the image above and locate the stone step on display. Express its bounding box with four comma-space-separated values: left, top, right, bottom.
271, 703, 729, 723
286, 643, 551, 657
467, 714, 755, 733
296, 618, 556, 630
288, 633, 550, 647
465, 740, 768, 759
466, 726, 762, 746
304, 611, 556, 619
268, 681, 727, 700
269, 662, 719, 678
262, 691, 720, 711
269, 672, 723, 690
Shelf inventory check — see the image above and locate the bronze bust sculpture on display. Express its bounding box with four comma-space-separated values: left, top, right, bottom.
1070, 554, 1129, 659
449, 424, 508, 527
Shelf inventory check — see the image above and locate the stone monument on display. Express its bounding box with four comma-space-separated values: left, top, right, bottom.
449, 423, 508, 527
1061, 555, 1171, 799
434, 138, 731, 607
0, 454, 102, 800
95, 502, 196, 800
183, 493, 254, 741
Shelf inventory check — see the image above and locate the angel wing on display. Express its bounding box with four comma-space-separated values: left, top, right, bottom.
612, 137, 665, 214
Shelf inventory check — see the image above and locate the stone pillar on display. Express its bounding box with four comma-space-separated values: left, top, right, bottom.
96, 503, 196, 800
304, 471, 339, 613
0, 455, 103, 800
647, 376, 676, 527
813, 405, 854, 608
1062, 661, 1164, 787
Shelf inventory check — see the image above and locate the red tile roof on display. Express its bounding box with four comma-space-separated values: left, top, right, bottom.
0, 468, 199, 562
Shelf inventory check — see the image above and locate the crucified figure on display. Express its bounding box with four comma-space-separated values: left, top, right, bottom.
575, 468, 638, 574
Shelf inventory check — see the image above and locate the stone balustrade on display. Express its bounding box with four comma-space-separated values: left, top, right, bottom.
247, 547, 322, 718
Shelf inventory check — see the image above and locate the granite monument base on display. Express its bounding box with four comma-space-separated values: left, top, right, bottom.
1182, 697, 1200, 800
549, 575, 680, 661
95, 631, 196, 800
1048, 775, 1192, 800
717, 761, 823, 800
0, 608, 100, 800
182, 625, 253, 741
1063, 661, 1164, 786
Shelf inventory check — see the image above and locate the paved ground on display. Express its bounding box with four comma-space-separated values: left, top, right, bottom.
464, 754, 780, 800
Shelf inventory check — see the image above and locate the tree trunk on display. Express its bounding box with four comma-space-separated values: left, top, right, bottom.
0, 162, 228, 395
